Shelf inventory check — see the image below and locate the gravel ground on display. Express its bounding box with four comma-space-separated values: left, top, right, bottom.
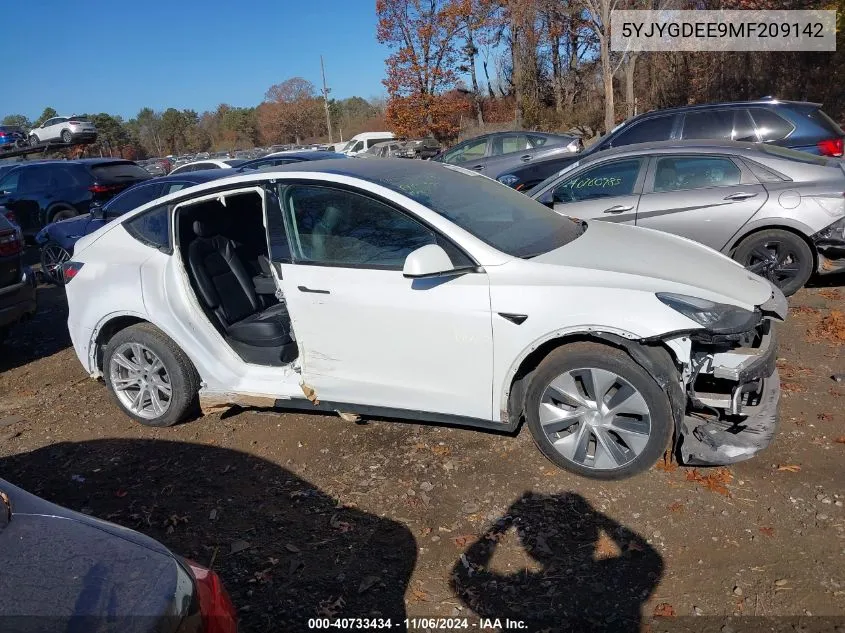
0, 271, 843, 632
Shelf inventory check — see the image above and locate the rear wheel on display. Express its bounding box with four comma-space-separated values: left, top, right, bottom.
40, 241, 71, 285
50, 208, 78, 223
733, 229, 813, 297
525, 342, 673, 480
60, 129, 72, 144
103, 323, 200, 427
29, 135, 39, 147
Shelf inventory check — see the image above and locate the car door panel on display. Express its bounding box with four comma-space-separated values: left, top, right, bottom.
273, 183, 495, 420
636, 155, 768, 251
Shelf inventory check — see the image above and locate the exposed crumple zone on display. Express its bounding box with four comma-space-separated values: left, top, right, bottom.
198, 392, 277, 416
301, 383, 320, 405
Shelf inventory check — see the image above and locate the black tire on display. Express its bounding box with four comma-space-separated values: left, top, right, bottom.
103, 323, 200, 427
39, 241, 71, 285
733, 229, 813, 297
29, 135, 39, 147
60, 129, 72, 144
0, 326, 8, 345
525, 342, 674, 480
50, 207, 78, 223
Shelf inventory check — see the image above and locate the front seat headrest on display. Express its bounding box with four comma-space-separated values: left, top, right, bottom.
193, 219, 218, 238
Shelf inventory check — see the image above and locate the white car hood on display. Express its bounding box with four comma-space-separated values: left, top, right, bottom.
532, 220, 774, 309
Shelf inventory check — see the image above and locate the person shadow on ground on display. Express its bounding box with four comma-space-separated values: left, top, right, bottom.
0, 438, 416, 633
451, 491, 663, 633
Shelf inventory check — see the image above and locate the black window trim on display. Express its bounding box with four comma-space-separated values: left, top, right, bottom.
604, 114, 679, 149
272, 178, 479, 272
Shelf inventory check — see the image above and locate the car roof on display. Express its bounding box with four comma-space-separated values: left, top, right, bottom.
0, 158, 135, 168
624, 99, 820, 123
578, 139, 764, 160
257, 150, 346, 161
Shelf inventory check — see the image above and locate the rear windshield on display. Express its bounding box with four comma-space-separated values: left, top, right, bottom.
807, 108, 845, 135
758, 144, 832, 166
90, 162, 151, 182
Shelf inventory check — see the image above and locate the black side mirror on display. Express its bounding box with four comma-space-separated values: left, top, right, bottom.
91, 204, 105, 220
537, 191, 555, 209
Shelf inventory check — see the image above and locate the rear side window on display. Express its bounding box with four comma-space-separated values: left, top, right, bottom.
741, 158, 787, 183
652, 156, 741, 192
610, 116, 673, 147
124, 205, 171, 251
90, 162, 150, 182
106, 183, 162, 216
748, 108, 794, 141
682, 110, 734, 140
50, 165, 84, 189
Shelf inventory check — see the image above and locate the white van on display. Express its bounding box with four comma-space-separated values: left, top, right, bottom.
340, 132, 395, 156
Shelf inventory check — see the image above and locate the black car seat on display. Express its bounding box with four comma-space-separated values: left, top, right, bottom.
188, 205, 291, 349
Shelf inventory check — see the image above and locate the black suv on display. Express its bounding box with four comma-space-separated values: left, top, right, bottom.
0, 213, 36, 344
0, 159, 151, 237
504, 99, 845, 190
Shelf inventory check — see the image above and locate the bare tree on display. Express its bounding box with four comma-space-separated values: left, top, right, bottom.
582, 0, 622, 133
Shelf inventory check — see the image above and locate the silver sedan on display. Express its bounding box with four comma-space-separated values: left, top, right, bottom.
530, 140, 845, 295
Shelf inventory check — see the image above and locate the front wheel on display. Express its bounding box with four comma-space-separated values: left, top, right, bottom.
525, 342, 673, 480
61, 129, 72, 144
733, 229, 813, 297
40, 241, 71, 285
103, 323, 200, 427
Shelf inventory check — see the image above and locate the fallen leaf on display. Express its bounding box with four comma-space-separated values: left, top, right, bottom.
420, 527, 432, 536
834, 437, 845, 445
819, 288, 842, 301
776, 464, 801, 472
685, 468, 733, 496
453, 534, 477, 548
759, 526, 775, 537
595, 531, 621, 559
431, 445, 451, 457
653, 602, 676, 617
817, 413, 833, 422
358, 575, 380, 594
667, 502, 684, 513
655, 452, 678, 472
409, 584, 429, 603
817, 310, 845, 343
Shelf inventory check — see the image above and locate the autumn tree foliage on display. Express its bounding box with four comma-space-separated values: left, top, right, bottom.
258, 77, 326, 144
377, 0, 468, 139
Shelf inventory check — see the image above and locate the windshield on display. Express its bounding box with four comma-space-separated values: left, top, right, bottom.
368, 162, 584, 258
341, 139, 357, 152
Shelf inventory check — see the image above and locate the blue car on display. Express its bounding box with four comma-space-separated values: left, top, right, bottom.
0, 126, 27, 150
36, 170, 229, 284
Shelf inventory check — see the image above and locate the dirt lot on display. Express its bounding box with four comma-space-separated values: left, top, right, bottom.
1, 267, 844, 632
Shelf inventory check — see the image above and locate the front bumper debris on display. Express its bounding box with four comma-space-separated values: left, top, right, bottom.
679, 314, 781, 465
812, 220, 845, 275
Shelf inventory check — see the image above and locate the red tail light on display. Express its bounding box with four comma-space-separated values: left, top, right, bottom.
185, 561, 237, 633
62, 261, 84, 283
2, 209, 17, 225
0, 132, 6, 138
89, 183, 121, 194
0, 228, 23, 256
817, 138, 844, 157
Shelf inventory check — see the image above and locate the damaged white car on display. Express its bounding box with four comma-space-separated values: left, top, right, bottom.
63, 160, 787, 479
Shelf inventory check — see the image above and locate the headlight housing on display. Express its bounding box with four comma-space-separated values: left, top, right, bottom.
497, 174, 520, 188
656, 293, 760, 333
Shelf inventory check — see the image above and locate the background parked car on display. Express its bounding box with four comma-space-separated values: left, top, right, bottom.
0, 478, 237, 632
28, 115, 98, 145
0, 159, 151, 237
501, 99, 845, 190
236, 151, 347, 172
358, 140, 408, 158
530, 140, 845, 295
339, 132, 396, 156
139, 157, 172, 176
0, 212, 35, 345
0, 126, 28, 150
432, 131, 582, 181
404, 137, 442, 159
169, 158, 246, 175
36, 169, 231, 283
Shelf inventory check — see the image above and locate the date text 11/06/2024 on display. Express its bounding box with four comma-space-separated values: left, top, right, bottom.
307, 618, 529, 630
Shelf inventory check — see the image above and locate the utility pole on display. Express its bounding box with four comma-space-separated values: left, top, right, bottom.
320, 55, 333, 144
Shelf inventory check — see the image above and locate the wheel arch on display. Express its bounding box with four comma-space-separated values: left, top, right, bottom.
502, 329, 685, 444
43, 202, 77, 226
726, 222, 817, 269
88, 313, 151, 375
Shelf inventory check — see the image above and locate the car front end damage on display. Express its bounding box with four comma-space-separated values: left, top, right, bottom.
663, 286, 787, 466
